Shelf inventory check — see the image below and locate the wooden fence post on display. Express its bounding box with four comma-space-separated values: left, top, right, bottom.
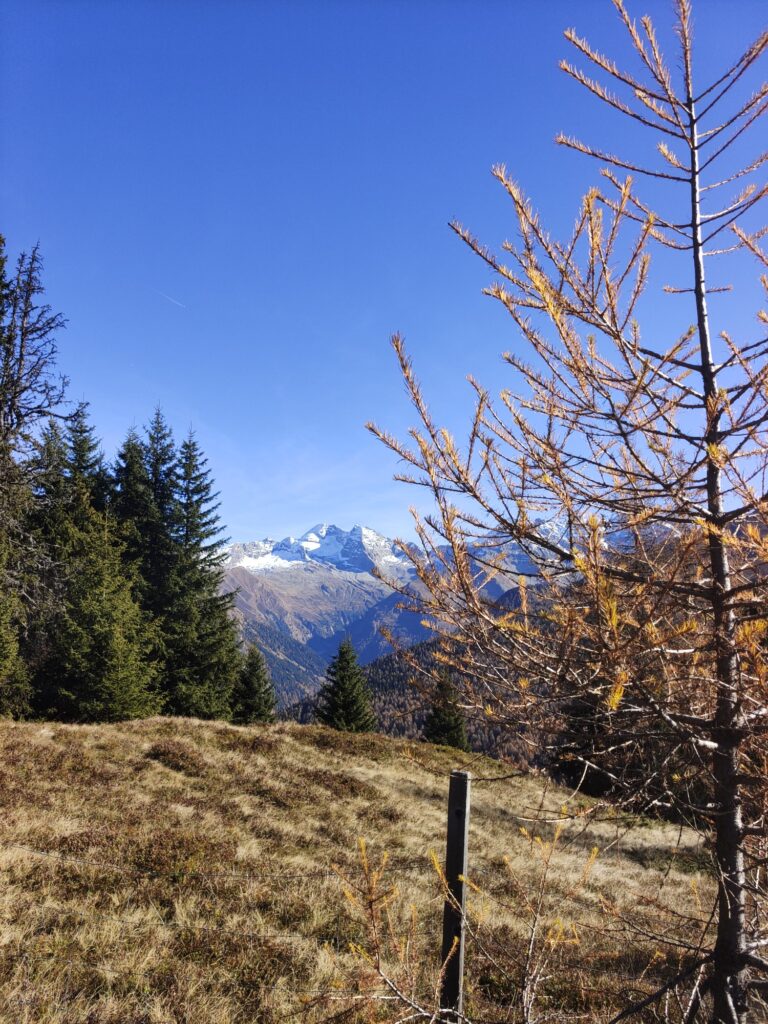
440, 769, 471, 1020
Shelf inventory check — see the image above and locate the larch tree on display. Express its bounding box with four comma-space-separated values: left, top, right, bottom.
369, 2, 768, 1021
0, 237, 67, 458
0, 239, 67, 714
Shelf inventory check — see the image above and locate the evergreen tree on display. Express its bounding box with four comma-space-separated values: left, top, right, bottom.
231, 644, 276, 724
142, 408, 180, 619
25, 420, 159, 722
26, 421, 71, 593
112, 427, 156, 599
0, 525, 31, 718
162, 431, 240, 718
423, 675, 469, 751
315, 638, 376, 733
39, 501, 161, 722
66, 402, 110, 511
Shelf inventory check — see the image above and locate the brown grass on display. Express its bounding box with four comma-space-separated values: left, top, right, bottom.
0, 717, 711, 1022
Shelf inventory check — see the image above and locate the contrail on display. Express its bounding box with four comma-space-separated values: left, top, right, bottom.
153, 289, 187, 309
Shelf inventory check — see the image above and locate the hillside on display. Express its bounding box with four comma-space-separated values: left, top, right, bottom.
286, 641, 532, 764
0, 717, 713, 1022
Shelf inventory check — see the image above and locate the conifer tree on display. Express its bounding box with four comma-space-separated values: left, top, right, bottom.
26, 419, 71, 598
315, 638, 376, 733
142, 408, 180, 619
66, 402, 110, 511
28, 426, 159, 722
0, 531, 30, 718
0, 441, 34, 718
0, 238, 66, 716
39, 501, 161, 722
423, 675, 469, 751
231, 644, 276, 724
0, 237, 67, 457
111, 427, 155, 591
369, 4, 768, 1016
162, 431, 240, 718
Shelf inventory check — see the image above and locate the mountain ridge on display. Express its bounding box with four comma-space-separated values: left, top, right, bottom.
223, 521, 535, 703
223, 523, 428, 698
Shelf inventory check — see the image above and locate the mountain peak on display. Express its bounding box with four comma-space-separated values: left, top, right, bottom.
227, 523, 411, 579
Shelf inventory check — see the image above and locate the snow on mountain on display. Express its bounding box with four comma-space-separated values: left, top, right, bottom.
224, 521, 538, 702
223, 524, 425, 698
226, 523, 414, 581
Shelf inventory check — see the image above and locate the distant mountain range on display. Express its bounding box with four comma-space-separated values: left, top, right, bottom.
222, 522, 535, 705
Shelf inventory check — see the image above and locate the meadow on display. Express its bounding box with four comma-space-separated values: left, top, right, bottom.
0, 717, 711, 1022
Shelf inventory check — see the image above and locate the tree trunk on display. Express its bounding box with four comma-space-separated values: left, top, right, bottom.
687, 93, 748, 1024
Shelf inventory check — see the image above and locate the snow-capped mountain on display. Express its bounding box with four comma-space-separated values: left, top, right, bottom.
223, 524, 425, 703
227, 523, 415, 582
223, 521, 537, 706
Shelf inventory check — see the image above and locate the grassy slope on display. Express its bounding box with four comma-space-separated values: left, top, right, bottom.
0, 718, 709, 1023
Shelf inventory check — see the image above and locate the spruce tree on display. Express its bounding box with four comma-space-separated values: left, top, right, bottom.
142, 408, 180, 619
231, 644, 276, 724
66, 402, 110, 511
315, 638, 376, 733
40, 501, 161, 722
0, 446, 33, 718
111, 427, 156, 588
0, 528, 31, 718
423, 675, 469, 752
162, 431, 240, 718
28, 430, 159, 722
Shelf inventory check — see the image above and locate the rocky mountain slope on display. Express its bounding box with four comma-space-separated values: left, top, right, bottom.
223, 522, 536, 703
223, 524, 427, 700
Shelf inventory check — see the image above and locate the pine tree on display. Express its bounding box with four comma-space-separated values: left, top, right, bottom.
162, 431, 240, 718
315, 638, 376, 733
231, 644, 276, 724
423, 675, 469, 751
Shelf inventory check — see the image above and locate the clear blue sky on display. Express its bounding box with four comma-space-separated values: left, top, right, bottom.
2, 0, 765, 541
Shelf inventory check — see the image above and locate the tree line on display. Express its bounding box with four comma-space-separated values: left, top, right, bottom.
0, 236, 275, 725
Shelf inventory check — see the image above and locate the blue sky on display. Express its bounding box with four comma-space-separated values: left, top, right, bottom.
2, 0, 766, 541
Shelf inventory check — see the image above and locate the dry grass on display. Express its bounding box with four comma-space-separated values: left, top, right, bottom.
0, 717, 711, 1022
